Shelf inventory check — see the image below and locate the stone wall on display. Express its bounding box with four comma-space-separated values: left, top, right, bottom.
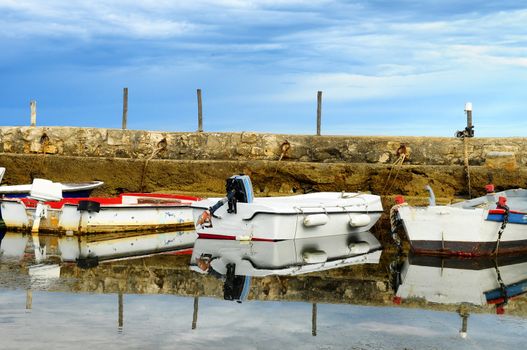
1, 126, 526, 167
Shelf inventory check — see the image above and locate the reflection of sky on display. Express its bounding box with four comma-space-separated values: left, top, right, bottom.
0, 289, 524, 349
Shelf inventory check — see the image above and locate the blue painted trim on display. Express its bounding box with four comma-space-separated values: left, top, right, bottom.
486, 212, 527, 225
240, 276, 252, 301
485, 279, 527, 300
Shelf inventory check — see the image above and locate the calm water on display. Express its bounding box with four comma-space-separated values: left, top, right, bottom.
0, 230, 526, 349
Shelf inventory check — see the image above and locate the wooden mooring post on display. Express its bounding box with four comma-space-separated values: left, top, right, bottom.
192, 296, 199, 329
197, 89, 203, 132
316, 91, 322, 136
30, 100, 37, 126
122, 88, 128, 129
118, 292, 124, 330
312, 303, 317, 336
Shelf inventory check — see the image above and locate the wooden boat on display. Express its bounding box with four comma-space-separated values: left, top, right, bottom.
394, 253, 527, 309
0, 179, 199, 234
0, 231, 196, 267
0, 167, 104, 198
394, 186, 527, 256
192, 175, 383, 242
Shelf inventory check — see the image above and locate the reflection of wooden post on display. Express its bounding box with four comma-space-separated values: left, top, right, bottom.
122, 88, 128, 129
26, 289, 32, 310
192, 296, 199, 330
312, 303, 317, 336
30, 100, 37, 126
118, 292, 123, 329
316, 91, 322, 136
197, 89, 203, 132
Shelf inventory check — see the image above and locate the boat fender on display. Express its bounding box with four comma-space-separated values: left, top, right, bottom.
349, 214, 371, 227
302, 250, 328, 264
77, 200, 101, 213
348, 242, 370, 255
303, 214, 329, 227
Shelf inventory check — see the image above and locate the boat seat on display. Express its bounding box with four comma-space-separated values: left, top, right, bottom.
29, 178, 63, 202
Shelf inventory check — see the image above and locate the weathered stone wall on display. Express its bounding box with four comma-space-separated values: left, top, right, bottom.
1, 126, 526, 238
1, 126, 526, 166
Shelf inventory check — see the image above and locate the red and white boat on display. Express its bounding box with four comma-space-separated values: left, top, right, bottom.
395, 186, 527, 256
0, 178, 199, 234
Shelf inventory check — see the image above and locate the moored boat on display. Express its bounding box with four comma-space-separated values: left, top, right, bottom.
0, 179, 200, 234
0, 167, 104, 198
192, 175, 383, 242
394, 186, 527, 256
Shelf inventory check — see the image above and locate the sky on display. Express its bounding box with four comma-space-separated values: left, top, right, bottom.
0, 1, 526, 136
0, 290, 525, 349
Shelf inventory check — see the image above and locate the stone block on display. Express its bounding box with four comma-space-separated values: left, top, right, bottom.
485, 151, 517, 171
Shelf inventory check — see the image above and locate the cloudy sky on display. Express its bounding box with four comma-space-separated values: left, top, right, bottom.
0, 289, 525, 349
1, 1, 526, 136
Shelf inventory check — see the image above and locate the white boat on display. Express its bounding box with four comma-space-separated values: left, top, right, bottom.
0, 230, 196, 267
395, 187, 527, 256
0, 167, 103, 198
395, 254, 527, 308
192, 175, 383, 242
0, 178, 199, 234
190, 231, 382, 301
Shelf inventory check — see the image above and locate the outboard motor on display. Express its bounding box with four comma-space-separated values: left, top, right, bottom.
226, 175, 254, 214
207, 175, 254, 217
223, 263, 251, 303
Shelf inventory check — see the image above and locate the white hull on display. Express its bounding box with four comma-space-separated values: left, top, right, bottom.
397, 189, 527, 255
190, 231, 382, 277
396, 255, 527, 306
0, 194, 196, 234
193, 192, 383, 241
1, 231, 196, 263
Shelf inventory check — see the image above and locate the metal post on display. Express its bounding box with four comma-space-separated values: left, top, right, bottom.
197, 89, 203, 132
30, 100, 37, 126
312, 303, 317, 336
122, 88, 128, 129
192, 296, 199, 330
316, 91, 322, 136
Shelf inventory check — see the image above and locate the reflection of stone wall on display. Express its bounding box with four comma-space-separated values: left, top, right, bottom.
1, 126, 527, 166
48, 255, 527, 316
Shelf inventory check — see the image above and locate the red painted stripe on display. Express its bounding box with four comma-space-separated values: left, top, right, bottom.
489, 209, 526, 215
19, 192, 200, 209
197, 233, 280, 242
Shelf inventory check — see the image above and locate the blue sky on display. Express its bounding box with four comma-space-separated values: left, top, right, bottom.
0, 1, 526, 136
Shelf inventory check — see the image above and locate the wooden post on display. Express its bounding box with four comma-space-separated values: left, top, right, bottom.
316, 91, 322, 136
197, 89, 203, 132
122, 88, 128, 129
118, 292, 123, 329
192, 296, 199, 330
26, 289, 32, 310
30, 100, 37, 126
312, 303, 317, 336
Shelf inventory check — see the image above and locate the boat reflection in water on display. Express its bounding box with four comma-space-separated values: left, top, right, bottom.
393, 252, 527, 337
190, 231, 382, 301
0, 230, 196, 268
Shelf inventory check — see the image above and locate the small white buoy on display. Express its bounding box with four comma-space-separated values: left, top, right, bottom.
302, 250, 328, 264
303, 214, 329, 227
349, 214, 371, 227
349, 242, 370, 255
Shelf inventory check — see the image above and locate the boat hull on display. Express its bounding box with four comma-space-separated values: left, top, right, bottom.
0, 194, 197, 234
398, 206, 527, 256
193, 192, 383, 241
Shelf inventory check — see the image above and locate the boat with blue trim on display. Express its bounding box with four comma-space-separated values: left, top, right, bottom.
394, 186, 527, 256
